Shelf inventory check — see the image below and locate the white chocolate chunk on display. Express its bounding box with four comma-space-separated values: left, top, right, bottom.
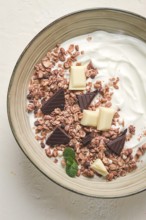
81, 109, 99, 127
69, 66, 86, 90
91, 159, 108, 177
97, 107, 116, 131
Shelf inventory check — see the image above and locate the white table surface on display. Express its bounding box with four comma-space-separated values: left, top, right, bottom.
1, 0, 146, 219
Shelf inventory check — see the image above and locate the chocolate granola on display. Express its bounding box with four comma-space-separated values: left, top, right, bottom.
26, 41, 146, 181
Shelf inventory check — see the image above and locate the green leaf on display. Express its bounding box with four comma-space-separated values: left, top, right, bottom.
66, 161, 78, 177
63, 147, 78, 177
66, 157, 74, 166
63, 147, 75, 160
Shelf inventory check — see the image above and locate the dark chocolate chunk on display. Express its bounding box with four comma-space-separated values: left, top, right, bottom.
43, 73, 50, 79
60, 124, 65, 129
27, 94, 32, 100
46, 126, 70, 146
82, 133, 92, 146
41, 88, 65, 115
107, 129, 127, 155
34, 107, 38, 114
40, 143, 45, 148
34, 120, 40, 126
120, 128, 127, 136
77, 90, 98, 110
83, 161, 90, 168
105, 149, 111, 157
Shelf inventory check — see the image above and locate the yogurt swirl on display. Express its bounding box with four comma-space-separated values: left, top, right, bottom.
61, 31, 146, 151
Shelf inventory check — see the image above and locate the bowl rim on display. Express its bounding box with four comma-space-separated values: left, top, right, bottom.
7, 7, 146, 199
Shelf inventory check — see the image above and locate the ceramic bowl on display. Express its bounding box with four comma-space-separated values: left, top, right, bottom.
7, 8, 146, 198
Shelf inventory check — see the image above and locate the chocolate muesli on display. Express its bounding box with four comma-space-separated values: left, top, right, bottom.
27, 31, 146, 181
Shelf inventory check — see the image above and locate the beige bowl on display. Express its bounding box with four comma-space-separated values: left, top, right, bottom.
7, 8, 146, 198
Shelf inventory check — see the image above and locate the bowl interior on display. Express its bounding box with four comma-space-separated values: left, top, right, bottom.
8, 8, 146, 198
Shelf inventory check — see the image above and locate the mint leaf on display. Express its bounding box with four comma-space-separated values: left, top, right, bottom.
63, 147, 78, 177
66, 157, 74, 166
63, 147, 75, 160
66, 161, 78, 177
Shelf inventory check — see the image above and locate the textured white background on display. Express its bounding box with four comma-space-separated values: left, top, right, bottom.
1, 0, 146, 219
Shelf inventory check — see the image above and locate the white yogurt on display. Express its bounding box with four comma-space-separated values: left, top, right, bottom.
61, 31, 146, 152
